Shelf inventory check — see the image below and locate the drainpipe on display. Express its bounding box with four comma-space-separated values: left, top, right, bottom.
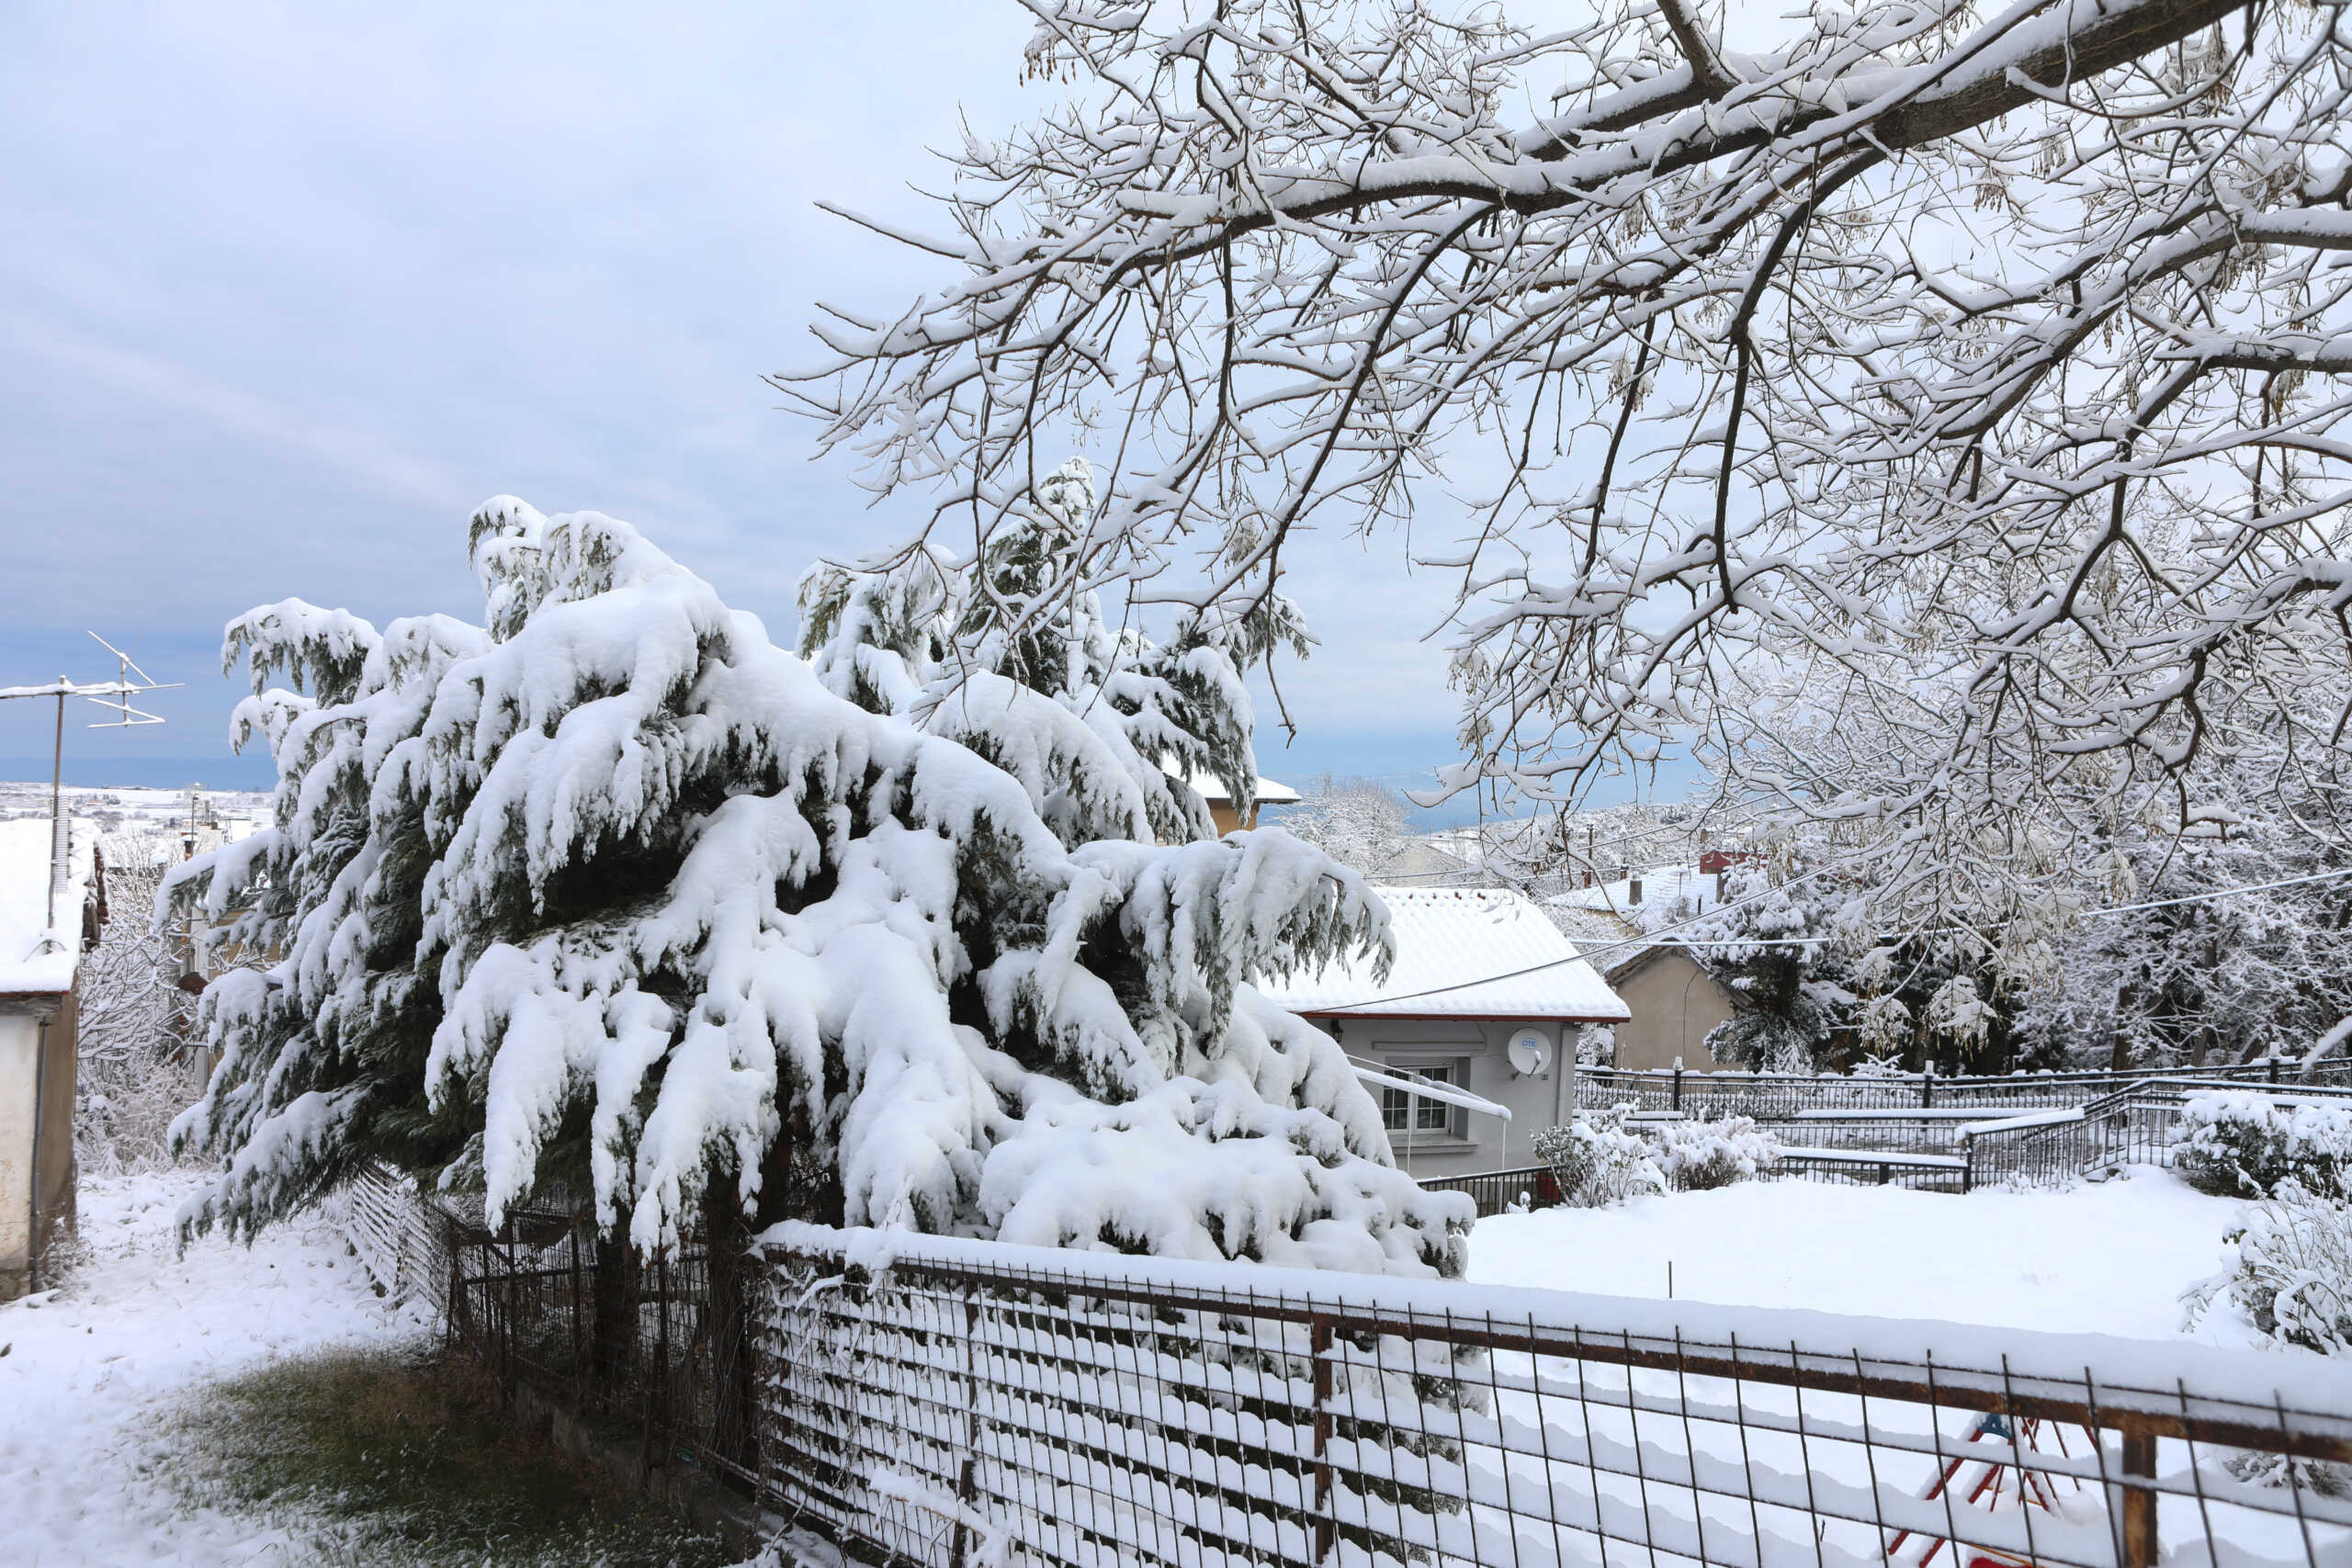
28, 1011, 50, 1292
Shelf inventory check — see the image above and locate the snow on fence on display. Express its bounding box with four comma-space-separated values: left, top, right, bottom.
754, 1224, 2352, 1568
1577, 1058, 2352, 1122
340, 1162, 452, 1310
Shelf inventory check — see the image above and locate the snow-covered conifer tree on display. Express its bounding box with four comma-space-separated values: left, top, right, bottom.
168, 498, 1467, 1279
798, 457, 1307, 849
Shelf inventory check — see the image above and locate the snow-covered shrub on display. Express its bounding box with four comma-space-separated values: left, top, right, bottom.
2184, 1184, 2352, 1358
2173, 1093, 2352, 1201
1647, 1116, 1783, 1191
1531, 1106, 1665, 1208
166, 497, 1471, 1280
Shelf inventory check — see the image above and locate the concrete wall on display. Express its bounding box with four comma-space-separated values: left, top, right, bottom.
1319, 1017, 1586, 1178
0, 992, 76, 1302
1608, 951, 1733, 1072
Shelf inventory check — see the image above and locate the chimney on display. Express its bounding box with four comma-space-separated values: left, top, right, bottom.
1628, 872, 1644, 906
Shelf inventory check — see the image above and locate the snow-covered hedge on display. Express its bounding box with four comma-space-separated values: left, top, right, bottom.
2173, 1093, 2352, 1201
1647, 1116, 1784, 1192
1531, 1106, 1665, 1208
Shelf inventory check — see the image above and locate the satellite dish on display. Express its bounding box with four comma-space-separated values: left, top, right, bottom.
1507, 1029, 1551, 1077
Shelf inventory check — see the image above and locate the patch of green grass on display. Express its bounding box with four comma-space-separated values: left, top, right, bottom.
166, 1344, 737, 1568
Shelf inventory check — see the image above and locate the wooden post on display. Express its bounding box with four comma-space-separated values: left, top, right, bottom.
1312, 1314, 1335, 1565
2119, 1423, 2158, 1568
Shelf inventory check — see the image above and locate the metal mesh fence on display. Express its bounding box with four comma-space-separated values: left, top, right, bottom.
753, 1228, 2352, 1568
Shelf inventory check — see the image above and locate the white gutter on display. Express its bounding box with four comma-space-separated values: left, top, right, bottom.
1347, 1060, 1512, 1121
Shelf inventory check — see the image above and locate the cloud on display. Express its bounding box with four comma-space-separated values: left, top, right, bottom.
0, 0, 1493, 792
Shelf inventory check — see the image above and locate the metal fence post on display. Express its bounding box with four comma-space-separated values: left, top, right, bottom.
1922, 1069, 1934, 1109
2120, 1422, 2159, 1568
951, 1286, 983, 1568
1671, 1066, 1683, 1112
1311, 1313, 1335, 1565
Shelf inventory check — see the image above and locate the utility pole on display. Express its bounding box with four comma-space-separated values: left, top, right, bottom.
1, 634, 176, 945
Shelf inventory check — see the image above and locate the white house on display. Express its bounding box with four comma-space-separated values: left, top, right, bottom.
1258, 886, 1629, 1174
1, 816, 101, 1300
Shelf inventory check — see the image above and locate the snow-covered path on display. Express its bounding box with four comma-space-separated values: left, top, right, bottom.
0, 1171, 427, 1566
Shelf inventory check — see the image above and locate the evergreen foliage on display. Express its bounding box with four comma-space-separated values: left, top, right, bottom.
167, 499, 1468, 1278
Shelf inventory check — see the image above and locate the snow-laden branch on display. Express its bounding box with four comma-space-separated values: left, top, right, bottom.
169, 498, 1471, 1279
780, 0, 2352, 932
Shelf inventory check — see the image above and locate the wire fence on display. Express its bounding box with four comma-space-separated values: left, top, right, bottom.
1577, 1058, 2352, 1122
753, 1224, 2352, 1568
1412, 1078, 2352, 1211
344, 1156, 2352, 1567
339, 1168, 760, 1490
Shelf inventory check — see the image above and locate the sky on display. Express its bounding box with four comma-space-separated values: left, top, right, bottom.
0, 1, 1680, 820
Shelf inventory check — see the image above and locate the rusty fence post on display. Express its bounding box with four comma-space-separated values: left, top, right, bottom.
950, 1286, 983, 1568
1312, 1313, 1335, 1565
2119, 1420, 2158, 1568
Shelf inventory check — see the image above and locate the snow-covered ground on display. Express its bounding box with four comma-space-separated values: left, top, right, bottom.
0, 1170, 426, 1566
1467, 1168, 2255, 1344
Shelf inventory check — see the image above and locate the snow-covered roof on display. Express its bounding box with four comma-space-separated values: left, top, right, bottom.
1260, 886, 1629, 1021
1186, 771, 1300, 807
1543, 904, 1655, 978
0, 817, 96, 996
1551, 863, 1708, 918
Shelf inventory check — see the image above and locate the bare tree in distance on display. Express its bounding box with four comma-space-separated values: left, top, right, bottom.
1282, 774, 1416, 874
76, 833, 203, 1174
782, 0, 2352, 934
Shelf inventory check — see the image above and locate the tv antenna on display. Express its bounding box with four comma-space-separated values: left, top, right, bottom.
0, 632, 181, 947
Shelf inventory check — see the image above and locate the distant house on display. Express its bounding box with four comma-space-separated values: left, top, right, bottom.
1187, 772, 1302, 835
1548, 868, 1742, 1073
1258, 886, 1629, 1174
1, 817, 103, 1301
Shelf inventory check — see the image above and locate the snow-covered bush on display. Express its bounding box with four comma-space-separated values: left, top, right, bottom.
166, 498, 1471, 1280
2173, 1093, 2352, 1201
1531, 1106, 1664, 1209
1647, 1116, 1783, 1192
2184, 1185, 2352, 1358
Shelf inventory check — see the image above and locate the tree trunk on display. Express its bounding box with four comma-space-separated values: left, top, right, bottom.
589, 1229, 640, 1388
702, 1175, 761, 1473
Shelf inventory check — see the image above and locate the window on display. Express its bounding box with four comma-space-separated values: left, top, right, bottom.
1381, 1064, 1459, 1134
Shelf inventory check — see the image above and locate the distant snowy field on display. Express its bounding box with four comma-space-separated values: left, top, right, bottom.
1466, 1169, 2258, 1345
0, 1170, 426, 1567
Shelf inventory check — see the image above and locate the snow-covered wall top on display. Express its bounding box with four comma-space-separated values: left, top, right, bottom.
0, 816, 95, 996
1260, 886, 1628, 1021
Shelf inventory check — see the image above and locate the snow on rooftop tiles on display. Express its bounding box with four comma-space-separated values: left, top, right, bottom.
1551, 863, 1708, 918
1185, 770, 1300, 806
0, 816, 96, 995
1261, 886, 1628, 1021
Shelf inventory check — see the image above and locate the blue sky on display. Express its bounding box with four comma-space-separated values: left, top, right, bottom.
0, 2, 1664, 821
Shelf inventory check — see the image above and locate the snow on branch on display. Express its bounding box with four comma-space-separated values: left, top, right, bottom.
169, 497, 1464, 1279
781, 0, 2352, 932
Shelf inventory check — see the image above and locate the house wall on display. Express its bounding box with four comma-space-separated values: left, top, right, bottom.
1319, 1017, 1589, 1178
1608, 952, 1732, 1072
0, 992, 76, 1302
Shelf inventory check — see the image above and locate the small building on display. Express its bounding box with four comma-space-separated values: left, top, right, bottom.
1548, 873, 1742, 1073
2, 816, 102, 1300
1187, 772, 1302, 835
1258, 886, 1629, 1174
